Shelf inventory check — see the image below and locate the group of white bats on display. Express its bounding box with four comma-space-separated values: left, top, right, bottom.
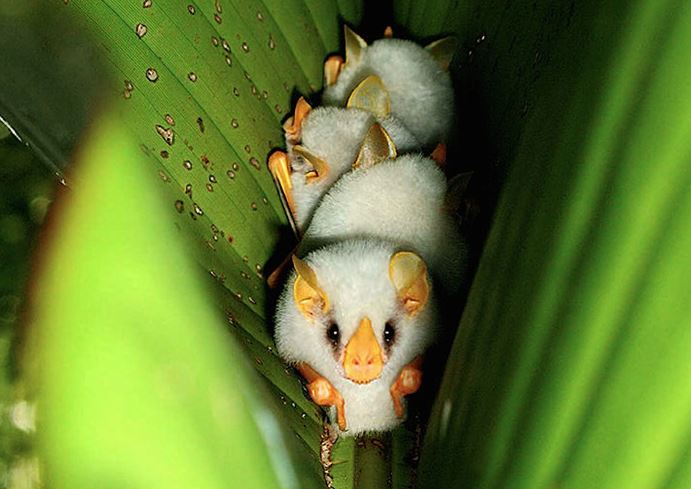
268, 26, 465, 436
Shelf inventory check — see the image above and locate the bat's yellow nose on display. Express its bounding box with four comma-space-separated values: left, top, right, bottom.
343, 317, 383, 384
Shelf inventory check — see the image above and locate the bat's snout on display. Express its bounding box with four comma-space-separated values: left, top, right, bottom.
343, 317, 384, 384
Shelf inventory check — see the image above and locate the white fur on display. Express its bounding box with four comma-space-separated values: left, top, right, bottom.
275, 155, 465, 435
301, 154, 465, 293
289, 107, 419, 230
275, 240, 436, 435
323, 39, 454, 146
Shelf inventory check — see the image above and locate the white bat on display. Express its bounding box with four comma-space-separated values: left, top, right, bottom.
323, 26, 456, 148
274, 136, 465, 435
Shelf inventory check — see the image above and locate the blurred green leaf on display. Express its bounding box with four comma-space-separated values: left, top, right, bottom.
30, 113, 314, 489
0, 131, 54, 489
396, 0, 691, 488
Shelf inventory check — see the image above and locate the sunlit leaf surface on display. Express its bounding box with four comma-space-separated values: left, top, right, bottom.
30, 114, 316, 489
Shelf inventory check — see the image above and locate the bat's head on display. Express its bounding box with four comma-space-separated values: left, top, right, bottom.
322, 26, 456, 146
280, 105, 410, 229
275, 240, 435, 385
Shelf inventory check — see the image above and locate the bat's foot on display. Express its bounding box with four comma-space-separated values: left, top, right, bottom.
324, 55, 344, 87
390, 356, 423, 418
431, 142, 447, 167
298, 363, 347, 431
268, 150, 297, 221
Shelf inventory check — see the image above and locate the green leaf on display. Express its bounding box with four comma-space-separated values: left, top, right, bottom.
395, 1, 691, 488
30, 112, 315, 489
2, 1, 390, 488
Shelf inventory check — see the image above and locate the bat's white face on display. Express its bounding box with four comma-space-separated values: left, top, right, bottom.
275, 240, 436, 433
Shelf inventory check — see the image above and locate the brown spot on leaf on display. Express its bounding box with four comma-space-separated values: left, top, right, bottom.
197, 116, 205, 132
146, 68, 159, 82
135, 23, 147, 38
175, 200, 184, 212
156, 125, 175, 145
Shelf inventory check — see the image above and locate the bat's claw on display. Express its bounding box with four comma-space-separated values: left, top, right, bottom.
283, 97, 312, 144
390, 356, 423, 418
324, 55, 344, 87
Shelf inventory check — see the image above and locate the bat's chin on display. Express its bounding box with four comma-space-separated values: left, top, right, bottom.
345, 374, 380, 385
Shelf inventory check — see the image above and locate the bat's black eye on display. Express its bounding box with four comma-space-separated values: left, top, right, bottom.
384, 321, 396, 345
326, 322, 340, 347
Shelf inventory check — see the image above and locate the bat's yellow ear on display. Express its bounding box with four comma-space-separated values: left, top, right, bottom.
293, 256, 330, 320
344, 25, 367, 65
425, 36, 458, 71
292, 145, 329, 183
353, 122, 397, 169
347, 75, 391, 118
389, 251, 430, 316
